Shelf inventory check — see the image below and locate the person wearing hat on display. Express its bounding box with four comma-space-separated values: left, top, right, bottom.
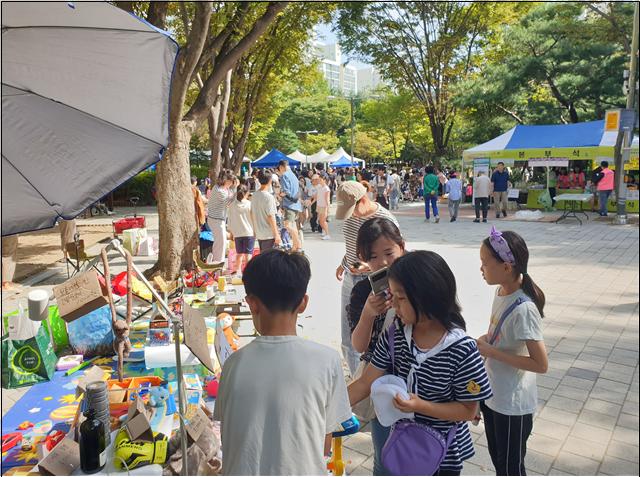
335, 181, 399, 376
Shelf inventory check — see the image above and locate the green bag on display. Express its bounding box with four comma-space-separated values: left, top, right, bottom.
2, 305, 69, 351
1, 322, 57, 389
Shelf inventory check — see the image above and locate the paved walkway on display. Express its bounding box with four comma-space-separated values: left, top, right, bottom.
2, 203, 638, 476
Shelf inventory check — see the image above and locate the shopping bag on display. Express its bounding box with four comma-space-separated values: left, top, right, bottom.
2, 322, 57, 388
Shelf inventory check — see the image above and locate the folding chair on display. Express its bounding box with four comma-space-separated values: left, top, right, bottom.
65, 233, 97, 278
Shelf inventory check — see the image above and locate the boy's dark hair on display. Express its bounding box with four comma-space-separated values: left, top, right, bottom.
257, 169, 272, 185
277, 159, 288, 169
482, 231, 546, 317
356, 218, 404, 262
388, 251, 466, 331
243, 249, 311, 313
600, 160, 609, 168
191, 176, 198, 184
497, 161, 504, 166
425, 165, 434, 175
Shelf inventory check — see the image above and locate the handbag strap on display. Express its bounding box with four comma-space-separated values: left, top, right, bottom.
489, 296, 531, 345
387, 320, 397, 374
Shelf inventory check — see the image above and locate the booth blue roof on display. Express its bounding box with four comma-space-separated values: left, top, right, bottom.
505, 120, 605, 149
331, 155, 352, 167
251, 148, 300, 168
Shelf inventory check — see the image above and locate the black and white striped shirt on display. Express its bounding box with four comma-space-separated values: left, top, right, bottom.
341, 205, 398, 270
208, 186, 235, 221
371, 320, 493, 472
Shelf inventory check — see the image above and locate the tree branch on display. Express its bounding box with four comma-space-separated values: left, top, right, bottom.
184, 1, 289, 125
497, 105, 524, 123
146, 2, 168, 30
586, 2, 631, 53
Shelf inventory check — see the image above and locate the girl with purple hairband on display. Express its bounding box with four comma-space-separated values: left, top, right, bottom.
477, 227, 548, 476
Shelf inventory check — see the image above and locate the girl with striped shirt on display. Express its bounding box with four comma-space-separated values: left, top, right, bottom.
477, 229, 548, 476
207, 169, 238, 264
348, 251, 492, 476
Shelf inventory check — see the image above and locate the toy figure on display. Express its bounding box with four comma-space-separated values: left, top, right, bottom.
217, 313, 239, 351
149, 386, 170, 408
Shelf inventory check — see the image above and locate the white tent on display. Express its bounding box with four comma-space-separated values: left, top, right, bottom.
324, 147, 366, 168
2, 2, 178, 235
306, 148, 331, 164
287, 150, 307, 163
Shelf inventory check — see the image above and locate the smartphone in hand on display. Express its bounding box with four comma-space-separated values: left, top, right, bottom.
368, 267, 389, 296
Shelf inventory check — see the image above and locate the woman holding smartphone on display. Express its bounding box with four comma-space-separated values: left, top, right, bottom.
347, 217, 406, 475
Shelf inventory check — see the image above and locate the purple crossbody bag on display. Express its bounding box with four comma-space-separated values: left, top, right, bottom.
381, 322, 457, 476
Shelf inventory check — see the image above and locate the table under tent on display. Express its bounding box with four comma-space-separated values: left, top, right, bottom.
462, 120, 639, 213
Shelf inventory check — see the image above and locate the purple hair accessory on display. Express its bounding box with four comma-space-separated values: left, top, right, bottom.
489, 226, 516, 264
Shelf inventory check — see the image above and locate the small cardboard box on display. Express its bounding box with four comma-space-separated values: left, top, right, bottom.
53, 270, 109, 323
37, 436, 80, 476
125, 396, 153, 442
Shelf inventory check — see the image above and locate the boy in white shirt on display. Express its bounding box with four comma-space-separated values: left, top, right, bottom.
213, 249, 352, 475
310, 174, 332, 240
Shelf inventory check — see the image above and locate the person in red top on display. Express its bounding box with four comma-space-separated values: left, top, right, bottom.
569, 166, 585, 189
557, 169, 571, 189
596, 161, 615, 216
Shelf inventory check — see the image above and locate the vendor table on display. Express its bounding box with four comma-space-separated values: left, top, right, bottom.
554, 193, 592, 225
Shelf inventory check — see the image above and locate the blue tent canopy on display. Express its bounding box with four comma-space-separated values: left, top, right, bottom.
330, 155, 352, 168
251, 148, 300, 168
506, 120, 605, 149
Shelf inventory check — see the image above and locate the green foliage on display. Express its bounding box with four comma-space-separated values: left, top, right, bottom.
275, 97, 350, 135
453, 2, 631, 128
264, 128, 301, 153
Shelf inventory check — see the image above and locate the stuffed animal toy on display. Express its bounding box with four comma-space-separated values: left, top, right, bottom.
149, 386, 170, 408
216, 313, 239, 351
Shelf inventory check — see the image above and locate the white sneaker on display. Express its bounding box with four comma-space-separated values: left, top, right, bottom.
322, 235, 331, 240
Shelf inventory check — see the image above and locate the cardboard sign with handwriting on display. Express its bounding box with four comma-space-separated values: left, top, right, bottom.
186, 406, 209, 443
53, 270, 108, 322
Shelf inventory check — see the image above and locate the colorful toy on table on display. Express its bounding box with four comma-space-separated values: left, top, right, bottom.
217, 312, 239, 351
113, 427, 168, 470
149, 386, 170, 408
183, 271, 215, 289
204, 377, 219, 398
55, 355, 83, 371
2, 432, 22, 453
148, 327, 171, 347
44, 430, 65, 452
327, 415, 360, 476
17, 421, 34, 431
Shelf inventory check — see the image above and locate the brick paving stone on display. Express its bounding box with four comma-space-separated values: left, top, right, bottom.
467, 443, 495, 472
553, 451, 601, 475
617, 412, 640, 431
599, 455, 640, 475
360, 456, 374, 472
461, 462, 495, 476
343, 431, 374, 456
545, 395, 585, 414
344, 447, 369, 475
570, 422, 613, 443
532, 418, 572, 441
621, 400, 639, 416
562, 435, 609, 461
578, 409, 619, 430
347, 465, 370, 476
590, 387, 629, 405
524, 449, 555, 475
538, 406, 579, 427
539, 375, 562, 390
553, 384, 590, 403
584, 398, 623, 417
611, 425, 639, 445
560, 375, 596, 391
528, 433, 565, 456
548, 468, 575, 476
605, 441, 640, 463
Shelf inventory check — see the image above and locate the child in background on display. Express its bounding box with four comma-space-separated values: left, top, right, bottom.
314, 175, 332, 240
347, 218, 405, 475
214, 250, 352, 475
348, 251, 492, 476
227, 185, 254, 276
477, 227, 548, 476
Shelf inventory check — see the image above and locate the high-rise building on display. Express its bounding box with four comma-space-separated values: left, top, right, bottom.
313, 41, 358, 96
356, 66, 384, 94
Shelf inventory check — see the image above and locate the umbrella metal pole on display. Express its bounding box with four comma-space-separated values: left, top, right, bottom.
108, 239, 189, 475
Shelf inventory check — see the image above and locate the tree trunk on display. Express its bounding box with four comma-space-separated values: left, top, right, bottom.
208, 69, 233, 179
221, 122, 234, 169
155, 122, 198, 279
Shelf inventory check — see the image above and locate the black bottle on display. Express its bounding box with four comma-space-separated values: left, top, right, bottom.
79, 408, 107, 474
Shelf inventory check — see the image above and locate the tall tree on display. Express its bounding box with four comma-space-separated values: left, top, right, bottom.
453, 3, 630, 127
124, 1, 288, 279
336, 2, 517, 157
221, 3, 334, 172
